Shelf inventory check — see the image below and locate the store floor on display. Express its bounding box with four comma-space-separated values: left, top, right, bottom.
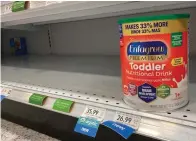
1, 119, 59, 141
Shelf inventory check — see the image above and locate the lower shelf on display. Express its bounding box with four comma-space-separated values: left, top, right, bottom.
2, 55, 196, 141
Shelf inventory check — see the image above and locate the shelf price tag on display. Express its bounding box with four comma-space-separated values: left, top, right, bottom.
0, 95, 6, 102
82, 106, 106, 121
12, 1, 25, 12
29, 93, 47, 106
102, 112, 141, 139
1, 88, 12, 102
114, 112, 141, 130
46, 1, 56, 6
1, 88, 12, 96
74, 117, 100, 138
3, 4, 12, 14
46, 1, 62, 6
53, 98, 74, 113
74, 106, 105, 137
102, 120, 135, 139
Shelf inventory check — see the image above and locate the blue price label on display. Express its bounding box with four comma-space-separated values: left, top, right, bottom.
0, 95, 6, 102
0, 88, 12, 102
74, 117, 100, 138
102, 120, 135, 139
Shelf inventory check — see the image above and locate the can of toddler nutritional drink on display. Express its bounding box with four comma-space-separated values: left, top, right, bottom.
118, 14, 190, 111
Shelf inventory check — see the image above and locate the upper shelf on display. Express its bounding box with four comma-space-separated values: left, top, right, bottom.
1, 1, 196, 27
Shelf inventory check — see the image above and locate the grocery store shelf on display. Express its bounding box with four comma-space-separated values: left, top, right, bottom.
2, 1, 196, 27
1, 55, 196, 141
1, 99, 160, 141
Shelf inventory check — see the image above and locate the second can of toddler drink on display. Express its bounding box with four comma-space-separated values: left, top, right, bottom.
118, 14, 190, 111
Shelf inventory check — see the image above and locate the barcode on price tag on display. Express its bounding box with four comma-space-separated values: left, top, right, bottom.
114, 112, 141, 130
82, 106, 106, 121
1, 88, 12, 96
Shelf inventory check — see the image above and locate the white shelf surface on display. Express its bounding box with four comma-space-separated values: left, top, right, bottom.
2, 1, 196, 27
1, 55, 196, 141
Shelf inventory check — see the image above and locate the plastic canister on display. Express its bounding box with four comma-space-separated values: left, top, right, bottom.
118, 14, 190, 111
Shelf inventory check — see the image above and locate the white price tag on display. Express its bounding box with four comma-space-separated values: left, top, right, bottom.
46, 1, 62, 6
1, 88, 12, 96
82, 106, 106, 121
29, 1, 46, 9
114, 112, 141, 130
46, 1, 57, 6
3, 4, 12, 14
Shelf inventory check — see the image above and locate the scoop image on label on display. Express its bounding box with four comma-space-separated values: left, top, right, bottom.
118, 14, 190, 111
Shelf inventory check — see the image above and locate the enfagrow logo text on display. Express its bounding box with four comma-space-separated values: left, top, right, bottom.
127, 41, 167, 61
